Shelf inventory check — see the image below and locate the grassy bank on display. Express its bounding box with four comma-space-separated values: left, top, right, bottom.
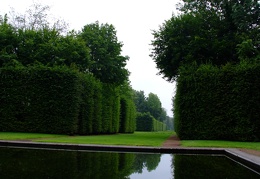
0, 131, 174, 147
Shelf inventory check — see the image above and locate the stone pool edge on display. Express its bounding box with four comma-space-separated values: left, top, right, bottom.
0, 140, 259, 173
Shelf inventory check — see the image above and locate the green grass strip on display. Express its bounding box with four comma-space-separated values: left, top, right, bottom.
1, 132, 259, 151
0, 132, 64, 140
181, 140, 260, 151
0, 131, 174, 147
35, 131, 174, 146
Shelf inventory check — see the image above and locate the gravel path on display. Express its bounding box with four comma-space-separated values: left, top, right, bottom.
162, 135, 181, 147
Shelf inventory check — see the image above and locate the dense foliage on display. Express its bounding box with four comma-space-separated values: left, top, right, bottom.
0, 65, 135, 134
133, 90, 173, 130
119, 82, 136, 133
174, 62, 260, 141
0, 4, 129, 85
136, 113, 166, 132
101, 84, 120, 134
151, 0, 260, 141
0, 65, 81, 134
80, 22, 129, 85
151, 0, 260, 81
0, 3, 136, 135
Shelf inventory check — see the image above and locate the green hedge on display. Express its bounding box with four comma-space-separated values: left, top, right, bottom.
136, 112, 166, 132
101, 84, 120, 134
0, 65, 137, 135
0, 65, 81, 134
174, 62, 260, 141
153, 118, 166, 131
119, 97, 136, 133
91, 80, 103, 134
77, 73, 102, 134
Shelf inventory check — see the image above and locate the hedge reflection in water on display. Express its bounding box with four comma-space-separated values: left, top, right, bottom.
0, 147, 161, 179
0, 147, 259, 179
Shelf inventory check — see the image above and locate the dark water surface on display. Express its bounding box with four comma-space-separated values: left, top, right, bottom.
0, 147, 259, 179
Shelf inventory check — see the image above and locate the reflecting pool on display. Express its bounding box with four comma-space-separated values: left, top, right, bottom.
0, 147, 259, 178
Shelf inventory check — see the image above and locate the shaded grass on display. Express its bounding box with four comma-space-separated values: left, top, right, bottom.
0, 131, 174, 147
181, 140, 260, 151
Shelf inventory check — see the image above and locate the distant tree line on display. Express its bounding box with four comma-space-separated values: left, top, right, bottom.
133, 90, 173, 131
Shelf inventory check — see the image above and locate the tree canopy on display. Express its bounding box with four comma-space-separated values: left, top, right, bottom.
1, 3, 130, 86
134, 90, 170, 122
151, 0, 260, 81
7, 2, 68, 32
146, 93, 162, 120
80, 22, 129, 85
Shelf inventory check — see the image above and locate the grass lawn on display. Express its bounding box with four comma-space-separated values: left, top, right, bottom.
181, 140, 260, 151
1, 132, 259, 151
0, 131, 174, 147
0, 132, 64, 140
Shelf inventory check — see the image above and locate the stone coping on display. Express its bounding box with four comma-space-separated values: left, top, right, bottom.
0, 140, 259, 174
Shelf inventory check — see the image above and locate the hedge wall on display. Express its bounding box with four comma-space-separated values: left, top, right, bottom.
153, 119, 167, 131
101, 84, 120, 134
77, 73, 102, 135
0, 65, 81, 134
174, 62, 260, 141
136, 112, 166, 132
119, 97, 136, 133
0, 65, 138, 135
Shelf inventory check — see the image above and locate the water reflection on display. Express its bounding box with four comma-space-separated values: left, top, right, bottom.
130, 154, 173, 179
173, 155, 260, 179
0, 147, 259, 179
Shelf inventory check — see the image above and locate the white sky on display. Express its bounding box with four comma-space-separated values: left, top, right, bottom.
1, 0, 179, 117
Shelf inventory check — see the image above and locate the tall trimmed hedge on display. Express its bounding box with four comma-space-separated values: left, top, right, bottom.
0, 65, 136, 135
0, 65, 81, 134
174, 62, 260, 141
119, 97, 136, 133
77, 73, 102, 135
101, 84, 120, 134
136, 112, 166, 132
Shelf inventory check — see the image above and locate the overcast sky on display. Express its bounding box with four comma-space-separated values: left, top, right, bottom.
1, 0, 179, 117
